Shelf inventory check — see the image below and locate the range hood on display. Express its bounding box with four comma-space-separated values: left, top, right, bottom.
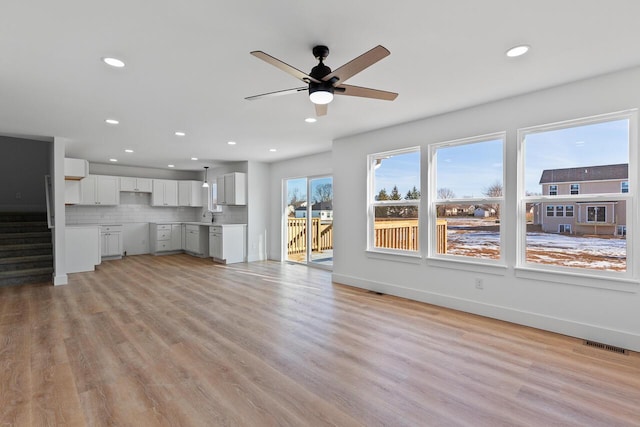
64, 158, 88, 180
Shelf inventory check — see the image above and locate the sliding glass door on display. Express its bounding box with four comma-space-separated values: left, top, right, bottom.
284, 176, 333, 268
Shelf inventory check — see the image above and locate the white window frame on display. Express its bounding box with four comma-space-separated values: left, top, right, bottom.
622, 181, 629, 193
559, 224, 572, 233
555, 205, 565, 217
565, 205, 574, 217
549, 185, 558, 196
546, 205, 554, 217
570, 183, 580, 195
516, 109, 638, 285
367, 147, 421, 256
428, 132, 506, 265
586, 205, 607, 223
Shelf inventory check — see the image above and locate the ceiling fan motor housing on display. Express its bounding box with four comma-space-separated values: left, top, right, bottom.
309, 81, 335, 98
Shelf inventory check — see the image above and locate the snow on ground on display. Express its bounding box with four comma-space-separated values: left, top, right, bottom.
443, 217, 626, 271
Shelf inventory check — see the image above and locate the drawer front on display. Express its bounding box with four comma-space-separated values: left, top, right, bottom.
101, 225, 122, 233
157, 230, 171, 241
157, 224, 171, 231
157, 241, 170, 251
186, 224, 200, 232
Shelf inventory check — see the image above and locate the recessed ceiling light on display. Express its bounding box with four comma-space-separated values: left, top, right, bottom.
305, 117, 317, 123
175, 131, 186, 136
105, 119, 119, 125
109, 158, 118, 162
191, 157, 198, 161
227, 141, 236, 145
269, 148, 277, 152
125, 149, 134, 153
102, 57, 125, 68
506, 45, 530, 58
168, 164, 175, 168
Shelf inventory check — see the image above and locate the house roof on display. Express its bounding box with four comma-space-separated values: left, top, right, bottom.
539, 164, 628, 184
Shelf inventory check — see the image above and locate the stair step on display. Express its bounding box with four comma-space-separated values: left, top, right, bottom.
0, 254, 53, 271
0, 222, 49, 233
0, 231, 51, 245
0, 267, 53, 287
0, 243, 53, 258
0, 212, 47, 223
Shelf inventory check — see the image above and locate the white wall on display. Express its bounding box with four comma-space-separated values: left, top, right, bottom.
268, 151, 332, 261
247, 161, 269, 262
332, 66, 640, 351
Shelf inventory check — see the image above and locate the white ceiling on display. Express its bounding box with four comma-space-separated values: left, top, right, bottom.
2, 1, 640, 171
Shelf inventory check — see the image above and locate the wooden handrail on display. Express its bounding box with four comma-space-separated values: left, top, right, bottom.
287, 218, 446, 254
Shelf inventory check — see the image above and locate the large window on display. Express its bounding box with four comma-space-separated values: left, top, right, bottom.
429, 134, 504, 261
519, 112, 635, 275
368, 148, 420, 253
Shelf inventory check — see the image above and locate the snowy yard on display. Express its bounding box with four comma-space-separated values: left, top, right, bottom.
444, 217, 626, 271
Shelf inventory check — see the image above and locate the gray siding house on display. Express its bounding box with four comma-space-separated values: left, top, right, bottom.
533, 164, 628, 236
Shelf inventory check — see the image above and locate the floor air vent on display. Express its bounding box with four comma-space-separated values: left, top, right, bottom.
584, 340, 628, 355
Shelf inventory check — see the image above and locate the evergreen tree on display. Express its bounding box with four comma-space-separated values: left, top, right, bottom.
375, 188, 390, 217
404, 186, 420, 218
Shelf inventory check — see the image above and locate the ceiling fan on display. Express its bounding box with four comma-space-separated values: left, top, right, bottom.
245, 45, 398, 116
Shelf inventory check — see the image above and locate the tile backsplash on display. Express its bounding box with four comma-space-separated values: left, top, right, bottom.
65, 193, 200, 225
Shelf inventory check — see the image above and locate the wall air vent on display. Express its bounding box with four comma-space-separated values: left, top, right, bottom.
584, 340, 628, 355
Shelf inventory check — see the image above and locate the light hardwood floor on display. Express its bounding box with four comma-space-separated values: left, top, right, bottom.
1, 254, 639, 426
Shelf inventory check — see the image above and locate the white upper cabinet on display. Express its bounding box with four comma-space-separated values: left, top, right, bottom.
80, 175, 120, 205
216, 172, 246, 206
151, 179, 178, 206
178, 181, 204, 207
120, 177, 152, 192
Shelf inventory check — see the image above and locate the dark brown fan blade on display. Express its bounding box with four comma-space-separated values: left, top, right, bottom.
315, 103, 328, 116
335, 84, 398, 101
250, 51, 321, 83
322, 45, 390, 84
245, 87, 307, 101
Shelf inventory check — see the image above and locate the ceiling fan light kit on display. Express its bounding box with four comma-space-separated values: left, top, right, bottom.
247, 44, 397, 116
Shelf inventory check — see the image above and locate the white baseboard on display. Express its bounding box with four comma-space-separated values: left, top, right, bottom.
53, 273, 68, 286
332, 273, 640, 352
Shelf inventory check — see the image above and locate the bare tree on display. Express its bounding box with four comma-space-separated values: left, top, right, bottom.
437, 188, 456, 217
483, 181, 503, 197
314, 183, 333, 203
437, 187, 456, 200
288, 187, 301, 206
483, 181, 503, 218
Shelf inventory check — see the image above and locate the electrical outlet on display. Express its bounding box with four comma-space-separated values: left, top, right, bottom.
474, 278, 484, 290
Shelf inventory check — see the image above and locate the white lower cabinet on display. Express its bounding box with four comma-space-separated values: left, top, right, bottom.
150, 223, 181, 254
100, 225, 122, 258
184, 224, 208, 256
170, 224, 183, 251
209, 224, 246, 264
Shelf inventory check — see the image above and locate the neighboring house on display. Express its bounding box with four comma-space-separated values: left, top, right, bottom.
474, 207, 491, 218
533, 163, 628, 235
295, 201, 333, 221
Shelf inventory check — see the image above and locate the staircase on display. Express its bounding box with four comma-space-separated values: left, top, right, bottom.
0, 212, 53, 287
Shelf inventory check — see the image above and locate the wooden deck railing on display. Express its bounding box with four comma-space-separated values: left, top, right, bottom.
287, 218, 446, 254
287, 218, 333, 254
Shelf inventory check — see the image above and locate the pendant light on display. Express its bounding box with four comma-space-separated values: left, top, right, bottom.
202, 166, 210, 188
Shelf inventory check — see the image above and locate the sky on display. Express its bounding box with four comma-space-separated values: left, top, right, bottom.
374, 118, 629, 198
286, 176, 332, 205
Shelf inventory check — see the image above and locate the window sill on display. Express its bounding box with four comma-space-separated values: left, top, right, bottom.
365, 249, 422, 264
515, 266, 639, 293
427, 256, 508, 276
